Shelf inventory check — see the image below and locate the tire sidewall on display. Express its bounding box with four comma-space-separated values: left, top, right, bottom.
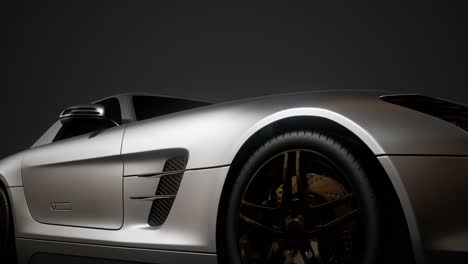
0, 189, 11, 253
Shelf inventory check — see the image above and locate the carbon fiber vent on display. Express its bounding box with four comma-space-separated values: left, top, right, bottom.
381, 95, 468, 133
148, 157, 188, 226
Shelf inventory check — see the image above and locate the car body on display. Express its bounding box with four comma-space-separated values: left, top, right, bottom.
0, 91, 467, 264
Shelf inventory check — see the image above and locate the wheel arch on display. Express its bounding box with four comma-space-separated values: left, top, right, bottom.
217, 115, 416, 263
0, 174, 7, 191
0, 173, 14, 226
0, 171, 17, 260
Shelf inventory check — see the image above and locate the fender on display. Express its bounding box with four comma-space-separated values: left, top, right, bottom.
0, 151, 25, 188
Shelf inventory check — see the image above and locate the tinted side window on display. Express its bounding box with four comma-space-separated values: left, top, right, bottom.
132, 96, 210, 121
53, 98, 122, 142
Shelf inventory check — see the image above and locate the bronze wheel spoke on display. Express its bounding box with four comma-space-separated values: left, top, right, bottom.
306, 193, 354, 211
295, 151, 306, 201
265, 240, 284, 264
241, 200, 280, 212
240, 200, 283, 224
307, 239, 324, 264
282, 152, 292, 205
306, 209, 360, 237
238, 145, 366, 264
240, 213, 285, 236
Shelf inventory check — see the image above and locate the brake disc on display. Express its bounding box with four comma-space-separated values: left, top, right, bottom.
276, 173, 347, 205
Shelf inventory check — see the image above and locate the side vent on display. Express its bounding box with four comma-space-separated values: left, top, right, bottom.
381, 95, 468, 133
148, 157, 188, 226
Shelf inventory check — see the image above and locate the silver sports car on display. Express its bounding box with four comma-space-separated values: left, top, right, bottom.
1, 91, 467, 264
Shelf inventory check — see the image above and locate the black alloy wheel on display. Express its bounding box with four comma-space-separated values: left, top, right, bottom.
221, 131, 380, 264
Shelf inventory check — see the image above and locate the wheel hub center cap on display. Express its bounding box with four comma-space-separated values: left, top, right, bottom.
285, 215, 305, 235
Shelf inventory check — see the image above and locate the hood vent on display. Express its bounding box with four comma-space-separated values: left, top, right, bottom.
381, 95, 468, 133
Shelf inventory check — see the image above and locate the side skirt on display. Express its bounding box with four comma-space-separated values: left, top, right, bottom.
16, 238, 217, 264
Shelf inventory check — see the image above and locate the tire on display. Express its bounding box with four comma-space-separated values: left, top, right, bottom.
0, 188, 15, 262
219, 131, 381, 264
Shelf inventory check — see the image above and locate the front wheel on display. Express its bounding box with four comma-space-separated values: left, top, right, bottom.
220, 131, 380, 264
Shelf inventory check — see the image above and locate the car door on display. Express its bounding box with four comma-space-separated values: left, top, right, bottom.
21, 98, 126, 230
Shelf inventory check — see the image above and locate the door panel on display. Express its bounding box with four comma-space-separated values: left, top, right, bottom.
22, 126, 125, 230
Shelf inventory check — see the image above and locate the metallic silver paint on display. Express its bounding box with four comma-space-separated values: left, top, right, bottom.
0, 151, 24, 187
122, 91, 468, 173
12, 167, 228, 253
122, 148, 188, 177
0, 91, 467, 263
22, 125, 126, 229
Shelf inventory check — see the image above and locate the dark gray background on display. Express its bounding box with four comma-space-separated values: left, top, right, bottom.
2, 2, 468, 159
